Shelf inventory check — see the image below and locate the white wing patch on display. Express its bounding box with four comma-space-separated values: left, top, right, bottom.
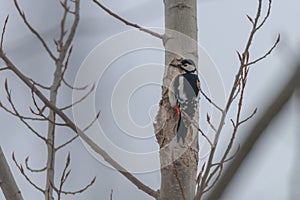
178, 76, 187, 102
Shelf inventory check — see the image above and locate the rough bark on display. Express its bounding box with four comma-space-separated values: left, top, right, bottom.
154, 0, 198, 199
0, 146, 23, 200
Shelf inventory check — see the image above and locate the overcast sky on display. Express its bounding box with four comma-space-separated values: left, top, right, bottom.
0, 0, 299, 199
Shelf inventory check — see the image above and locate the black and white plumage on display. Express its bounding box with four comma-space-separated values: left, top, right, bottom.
168, 59, 200, 143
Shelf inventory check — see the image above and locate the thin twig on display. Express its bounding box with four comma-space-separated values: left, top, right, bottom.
0, 54, 159, 199
82, 112, 100, 132
0, 101, 45, 122
62, 78, 88, 90
0, 15, 9, 50
200, 89, 223, 113
29, 78, 51, 90
181, 110, 213, 147
13, 0, 56, 60
202, 165, 223, 194
60, 84, 95, 111
58, 0, 79, 61
12, 153, 45, 194
196, 163, 206, 187
239, 108, 257, 125
195, 1, 278, 198
2, 82, 47, 142
246, 34, 280, 67
206, 114, 217, 133
205, 64, 300, 200
256, 0, 272, 30
54, 177, 96, 196
25, 156, 47, 173
55, 135, 78, 151
56, 153, 71, 200
92, 0, 163, 40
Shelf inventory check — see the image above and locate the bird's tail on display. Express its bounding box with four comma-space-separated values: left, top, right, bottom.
176, 114, 188, 143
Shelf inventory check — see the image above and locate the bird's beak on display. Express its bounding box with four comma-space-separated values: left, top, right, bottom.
170, 63, 181, 68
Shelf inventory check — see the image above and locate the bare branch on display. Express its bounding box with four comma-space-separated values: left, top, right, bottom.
211, 145, 240, 168
59, 177, 96, 195
205, 63, 300, 200
223, 145, 240, 163
238, 108, 257, 125
1, 82, 47, 142
13, 0, 56, 60
206, 114, 217, 133
195, 1, 278, 198
53, 157, 96, 199
246, 34, 280, 67
58, 0, 79, 61
60, 84, 95, 111
0, 54, 159, 199
196, 163, 206, 187
12, 153, 45, 194
202, 165, 223, 194
25, 156, 47, 173
29, 86, 70, 127
56, 0, 69, 53
243, 0, 262, 53
0, 66, 9, 71
0, 101, 44, 122
60, 48, 89, 91
30, 84, 46, 115
63, 45, 72, 70
29, 78, 51, 90
56, 153, 71, 200
231, 81, 241, 104
62, 77, 89, 90
200, 89, 223, 113
55, 135, 78, 151
246, 15, 254, 25
181, 110, 213, 147
83, 112, 100, 132
0, 15, 9, 50
230, 119, 236, 128
92, 0, 163, 40
256, 0, 272, 30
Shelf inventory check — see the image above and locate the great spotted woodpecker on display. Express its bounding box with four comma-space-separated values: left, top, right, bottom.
168, 59, 200, 143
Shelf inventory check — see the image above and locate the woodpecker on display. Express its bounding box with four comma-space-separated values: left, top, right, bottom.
168, 59, 200, 143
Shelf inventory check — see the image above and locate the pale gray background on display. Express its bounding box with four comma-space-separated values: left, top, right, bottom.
0, 0, 299, 199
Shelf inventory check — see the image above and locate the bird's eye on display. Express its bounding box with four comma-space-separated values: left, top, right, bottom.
183, 64, 188, 67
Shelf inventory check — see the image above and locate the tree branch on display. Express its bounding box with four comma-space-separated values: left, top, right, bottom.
195, 1, 278, 198
200, 89, 223, 113
0, 53, 159, 199
92, 0, 163, 40
0, 15, 9, 50
13, 0, 56, 60
0, 146, 24, 200
246, 34, 280, 67
55, 135, 78, 151
12, 153, 45, 194
25, 156, 47, 173
205, 63, 300, 200
181, 110, 213, 147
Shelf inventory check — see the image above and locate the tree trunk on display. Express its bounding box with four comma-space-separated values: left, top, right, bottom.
0, 146, 23, 200
154, 0, 198, 199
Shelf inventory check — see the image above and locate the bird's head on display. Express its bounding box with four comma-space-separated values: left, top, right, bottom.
170, 59, 197, 73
